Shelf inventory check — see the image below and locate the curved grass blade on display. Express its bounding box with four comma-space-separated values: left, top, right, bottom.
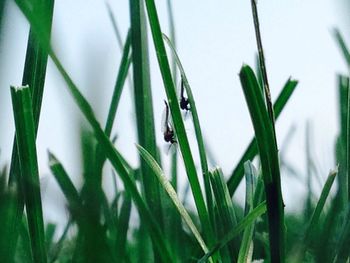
237, 161, 257, 263
136, 144, 210, 258
163, 33, 214, 229
11, 86, 47, 263
129, 0, 163, 232
227, 78, 297, 196
239, 65, 285, 263
198, 202, 267, 263
143, 0, 213, 243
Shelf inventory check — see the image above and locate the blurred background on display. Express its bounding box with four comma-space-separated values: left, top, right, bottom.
0, 0, 348, 229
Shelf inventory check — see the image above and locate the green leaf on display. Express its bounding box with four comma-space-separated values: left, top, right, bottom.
11, 86, 47, 263
129, 0, 163, 233
144, 0, 214, 243
163, 33, 214, 231
6, 0, 55, 259
227, 78, 297, 196
239, 65, 285, 263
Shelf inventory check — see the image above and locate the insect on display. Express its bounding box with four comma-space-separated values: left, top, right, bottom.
162, 100, 176, 144
179, 78, 190, 111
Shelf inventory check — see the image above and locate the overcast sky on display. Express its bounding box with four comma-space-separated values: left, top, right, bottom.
0, 0, 348, 225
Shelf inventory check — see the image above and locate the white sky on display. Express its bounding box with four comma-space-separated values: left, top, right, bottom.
0, 0, 348, 226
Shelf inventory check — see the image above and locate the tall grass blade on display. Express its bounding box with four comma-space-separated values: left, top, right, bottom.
227, 78, 297, 195
144, 0, 214, 243
129, 0, 163, 232
337, 75, 350, 208
239, 65, 285, 263
198, 202, 267, 263
334, 204, 350, 263
163, 34, 214, 229
7, 0, 54, 258
10, 86, 47, 263
136, 144, 210, 258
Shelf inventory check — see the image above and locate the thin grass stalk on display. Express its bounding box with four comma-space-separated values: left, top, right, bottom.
239, 65, 285, 263
227, 78, 297, 196
250, 0, 276, 135
11, 86, 47, 263
144, 0, 214, 243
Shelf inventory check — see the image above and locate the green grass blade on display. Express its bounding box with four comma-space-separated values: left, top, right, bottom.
6, 1, 55, 258
333, 28, 350, 68
144, 0, 213, 243
210, 168, 237, 260
10, 86, 47, 263
336, 75, 349, 208
48, 220, 71, 263
334, 204, 350, 263
104, 31, 131, 137
163, 33, 214, 230
129, 0, 163, 232
239, 65, 285, 263
295, 167, 338, 260
198, 202, 267, 263
227, 78, 297, 196
136, 144, 210, 257
48, 152, 83, 215
237, 161, 257, 263
250, 0, 276, 137
116, 192, 132, 260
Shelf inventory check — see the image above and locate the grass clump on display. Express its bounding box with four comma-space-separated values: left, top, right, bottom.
0, 1, 349, 262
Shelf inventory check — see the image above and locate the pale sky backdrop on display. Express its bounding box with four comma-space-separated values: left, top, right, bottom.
0, 1, 348, 227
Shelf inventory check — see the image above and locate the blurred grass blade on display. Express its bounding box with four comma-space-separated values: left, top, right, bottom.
129, 0, 163, 233
136, 144, 210, 257
10, 86, 47, 263
296, 167, 338, 260
116, 192, 132, 260
198, 202, 267, 263
334, 204, 350, 263
237, 161, 257, 263
228, 78, 297, 196
333, 28, 350, 68
144, 0, 214, 243
239, 65, 285, 263
105, 2, 123, 48
48, 152, 83, 216
48, 220, 71, 263
104, 31, 131, 137
7, 0, 55, 258
210, 168, 237, 259
163, 33, 214, 229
